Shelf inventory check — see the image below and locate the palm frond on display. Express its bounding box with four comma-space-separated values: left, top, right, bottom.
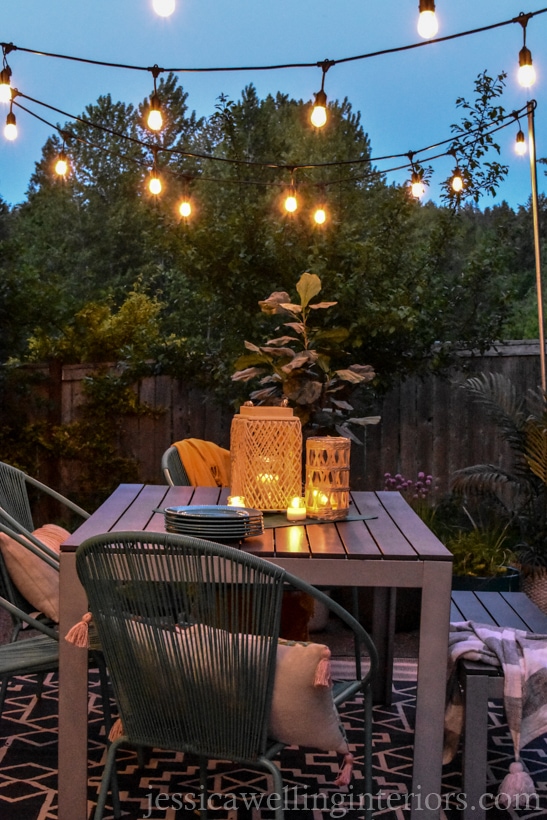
524, 421, 547, 485
459, 372, 527, 452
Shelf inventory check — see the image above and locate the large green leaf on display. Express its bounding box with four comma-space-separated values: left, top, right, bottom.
296, 272, 322, 308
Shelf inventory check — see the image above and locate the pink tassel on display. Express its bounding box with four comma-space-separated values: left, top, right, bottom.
314, 648, 332, 687
108, 718, 125, 743
64, 612, 93, 648
497, 761, 537, 809
334, 752, 355, 787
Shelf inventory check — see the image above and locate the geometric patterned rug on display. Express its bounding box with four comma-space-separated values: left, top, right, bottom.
1, 661, 547, 820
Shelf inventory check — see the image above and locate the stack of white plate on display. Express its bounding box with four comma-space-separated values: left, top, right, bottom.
162, 505, 264, 541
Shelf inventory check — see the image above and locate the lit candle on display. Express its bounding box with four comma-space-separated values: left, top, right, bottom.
287, 497, 307, 521
227, 496, 246, 507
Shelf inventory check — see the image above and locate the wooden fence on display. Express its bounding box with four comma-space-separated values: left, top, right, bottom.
22, 341, 546, 501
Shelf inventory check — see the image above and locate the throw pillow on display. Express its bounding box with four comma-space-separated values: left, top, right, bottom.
0, 523, 68, 622
125, 619, 348, 754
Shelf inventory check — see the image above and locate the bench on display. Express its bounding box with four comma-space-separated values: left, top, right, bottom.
450, 590, 547, 820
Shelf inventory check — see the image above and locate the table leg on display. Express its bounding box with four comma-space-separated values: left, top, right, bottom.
410, 560, 452, 820
59, 551, 90, 820
371, 587, 396, 705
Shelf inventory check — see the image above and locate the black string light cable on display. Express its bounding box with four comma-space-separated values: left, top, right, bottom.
1, 7, 547, 78
11, 90, 529, 199
12, 88, 528, 179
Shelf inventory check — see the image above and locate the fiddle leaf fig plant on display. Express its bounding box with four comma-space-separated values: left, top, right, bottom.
232, 272, 377, 439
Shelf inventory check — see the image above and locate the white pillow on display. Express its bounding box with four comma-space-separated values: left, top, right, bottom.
0, 523, 67, 622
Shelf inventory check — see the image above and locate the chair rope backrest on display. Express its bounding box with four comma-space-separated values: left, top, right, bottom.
0, 462, 34, 533
76, 531, 285, 762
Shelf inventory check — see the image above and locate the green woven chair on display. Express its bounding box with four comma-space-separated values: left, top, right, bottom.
0, 460, 89, 639
76, 531, 378, 820
0, 461, 112, 735
161, 445, 191, 486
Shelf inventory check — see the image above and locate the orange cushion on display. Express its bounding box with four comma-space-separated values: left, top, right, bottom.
0, 523, 68, 622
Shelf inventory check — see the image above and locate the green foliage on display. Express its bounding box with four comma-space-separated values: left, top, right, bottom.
232, 272, 376, 436
445, 525, 515, 577
451, 372, 547, 571
442, 71, 509, 206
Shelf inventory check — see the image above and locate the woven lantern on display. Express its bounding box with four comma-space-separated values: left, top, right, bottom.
304, 436, 350, 521
230, 405, 302, 512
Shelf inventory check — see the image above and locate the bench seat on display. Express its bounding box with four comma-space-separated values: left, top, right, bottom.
449, 590, 547, 820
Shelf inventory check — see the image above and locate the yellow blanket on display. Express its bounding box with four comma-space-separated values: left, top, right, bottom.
173, 438, 231, 488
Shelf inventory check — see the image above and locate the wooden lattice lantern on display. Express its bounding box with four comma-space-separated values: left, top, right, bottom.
230, 405, 302, 512
304, 436, 350, 521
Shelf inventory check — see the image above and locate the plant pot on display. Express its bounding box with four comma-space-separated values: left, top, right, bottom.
451, 566, 520, 592
521, 571, 547, 614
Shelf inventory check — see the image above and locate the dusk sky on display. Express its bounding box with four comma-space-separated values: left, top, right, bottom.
1, 0, 546, 209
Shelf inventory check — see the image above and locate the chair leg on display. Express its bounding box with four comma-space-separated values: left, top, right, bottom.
0, 676, 9, 718
259, 758, 284, 820
93, 737, 125, 820
199, 756, 208, 820
362, 684, 374, 820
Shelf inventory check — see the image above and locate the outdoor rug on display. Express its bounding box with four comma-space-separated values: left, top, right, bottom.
1, 660, 547, 820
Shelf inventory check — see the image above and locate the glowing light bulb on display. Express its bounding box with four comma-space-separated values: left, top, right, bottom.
4, 111, 17, 141
515, 129, 527, 155
314, 207, 326, 225
410, 172, 425, 199
451, 169, 463, 193
147, 95, 163, 131
518, 47, 536, 88
418, 11, 438, 38
179, 200, 192, 218
55, 155, 68, 176
152, 0, 175, 16
284, 194, 297, 213
149, 175, 162, 195
0, 69, 11, 103
311, 89, 327, 128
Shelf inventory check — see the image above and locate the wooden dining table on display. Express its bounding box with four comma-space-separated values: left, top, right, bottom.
58, 483, 453, 820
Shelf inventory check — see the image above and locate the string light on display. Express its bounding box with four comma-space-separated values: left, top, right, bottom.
147, 67, 163, 131
284, 191, 298, 212
0, 67, 11, 104
149, 174, 162, 195
451, 166, 463, 193
410, 169, 425, 199
179, 198, 192, 218
152, 0, 175, 17
311, 60, 333, 129
515, 126, 527, 155
417, 0, 439, 40
313, 206, 327, 225
4, 107, 17, 140
517, 13, 536, 88
55, 150, 68, 176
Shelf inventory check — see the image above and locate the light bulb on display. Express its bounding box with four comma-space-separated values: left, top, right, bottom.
515, 129, 527, 155
149, 175, 162, 195
311, 105, 327, 128
55, 155, 68, 176
284, 194, 297, 213
179, 200, 192, 218
4, 111, 17, 141
518, 47, 536, 88
147, 95, 163, 131
0, 69, 11, 103
410, 172, 425, 199
152, 0, 175, 16
451, 169, 463, 193
314, 207, 326, 225
418, 10, 438, 38
311, 89, 327, 128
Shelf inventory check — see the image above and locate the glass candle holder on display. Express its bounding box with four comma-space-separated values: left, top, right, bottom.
304, 436, 350, 521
